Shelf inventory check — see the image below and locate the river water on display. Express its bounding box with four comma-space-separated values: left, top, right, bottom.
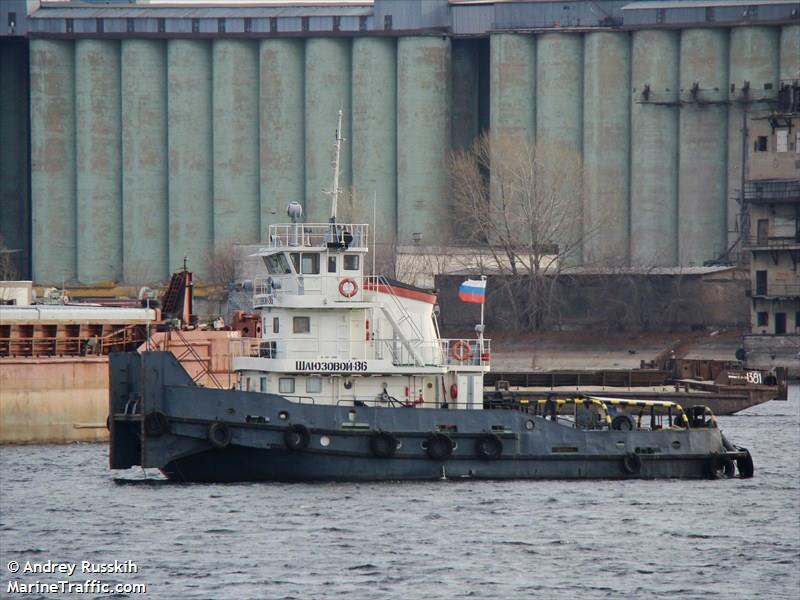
1, 390, 798, 600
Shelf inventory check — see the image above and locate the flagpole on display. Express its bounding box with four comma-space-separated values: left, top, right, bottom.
479, 275, 486, 359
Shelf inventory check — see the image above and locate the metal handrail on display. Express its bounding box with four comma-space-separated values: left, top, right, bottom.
228, 337, 492, 368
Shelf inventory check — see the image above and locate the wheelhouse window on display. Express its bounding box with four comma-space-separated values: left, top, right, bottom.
265, 253, 292, 274
306, 376, 322, 394
293, 316, 310, 333
292, 252, 320, 274
273, 317, 279, 334
301, 253, 320, 274
279, 378, 295, 394
328, 256, 337, 273
344, 255, 359, 271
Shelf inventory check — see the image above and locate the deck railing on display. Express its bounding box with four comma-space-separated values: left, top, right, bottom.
229, 337, 491, 368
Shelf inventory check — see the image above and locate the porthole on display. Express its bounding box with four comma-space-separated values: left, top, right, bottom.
671, 440, 681, 450
278, 411, 289, 421
525, 420, 535, 430
320, 435, 331, 447
420, 440, 429, 450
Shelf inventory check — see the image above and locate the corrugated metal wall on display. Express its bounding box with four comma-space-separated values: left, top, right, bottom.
18, 23, 800, 284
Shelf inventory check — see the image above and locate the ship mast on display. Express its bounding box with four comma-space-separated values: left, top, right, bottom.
329, 109, 344, 224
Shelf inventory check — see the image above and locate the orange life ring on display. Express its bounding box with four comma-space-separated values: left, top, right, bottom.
338, 277, 358, 298
451, 340, 473, 362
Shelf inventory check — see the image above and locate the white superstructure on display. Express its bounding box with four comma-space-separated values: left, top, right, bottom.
231, 216, 490, 409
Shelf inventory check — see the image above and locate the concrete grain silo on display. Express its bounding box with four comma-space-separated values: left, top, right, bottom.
1, 0, 796, 285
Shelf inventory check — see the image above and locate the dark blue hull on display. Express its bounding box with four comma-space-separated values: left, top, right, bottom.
110, 352, 753, 483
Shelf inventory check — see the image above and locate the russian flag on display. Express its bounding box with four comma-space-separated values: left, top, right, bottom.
458, 279, 486, 304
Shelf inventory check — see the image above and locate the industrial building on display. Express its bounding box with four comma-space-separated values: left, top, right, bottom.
741, 79, 799, 373
0, 0, 799, 286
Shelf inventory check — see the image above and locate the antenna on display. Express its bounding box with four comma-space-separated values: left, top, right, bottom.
329, 108, 344, 224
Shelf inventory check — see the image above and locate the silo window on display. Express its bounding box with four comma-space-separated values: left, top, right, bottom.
359, 16, 367, 32
656, 8, 665, 23
776, 130, 789, 153
96, 18, 104, 33
270, 17, 278, 33
66, 18, 73, 33
127, 18, 135, 33
384, 15, 393, 30
755, 136, 768, 152
218, 18, 225, 33
192, 19, 200, 33
158, 18, 165, 33
333, 16, 341, 31
244, 18, 252, 33
302, 16, 309, 31
705, 7, 715, 22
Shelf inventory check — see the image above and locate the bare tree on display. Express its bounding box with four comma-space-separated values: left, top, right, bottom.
448, 132, 584, 331
0, 236, 20, 281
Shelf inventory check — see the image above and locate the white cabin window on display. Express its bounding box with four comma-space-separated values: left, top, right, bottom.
301, 253, 320, 274
293, 316, 310, 333
279, 378, 295, 394
265, 253, 292, 274
328, 256, 337, 273
260, 377, 267, 392
273, 317, 279, 333
344, 255, 359, 271
306, 376, 322, 393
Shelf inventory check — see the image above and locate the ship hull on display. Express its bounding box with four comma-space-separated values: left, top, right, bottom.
160, 446, 720, 483
110, 352, 752, 483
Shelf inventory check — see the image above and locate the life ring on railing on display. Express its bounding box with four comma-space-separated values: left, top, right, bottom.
450, 340, 473, 362
338, 277, 358, 298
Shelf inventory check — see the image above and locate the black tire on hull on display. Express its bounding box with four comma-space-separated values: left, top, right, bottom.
285, 424, 311, 451
370, 431, 398, 458
426, 433, 453, 461
611, 415, 634, 431
475, 434, 503, 460
144, 411, 169, 438
707, 454, 736, 479
208, 422, 232, 449
736, 448, 754, 478
622, 452, 642, 475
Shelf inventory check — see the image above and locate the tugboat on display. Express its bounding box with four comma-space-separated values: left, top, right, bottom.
108, 114, 754, 482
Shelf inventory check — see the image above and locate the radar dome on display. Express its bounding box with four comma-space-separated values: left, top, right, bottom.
287, 202, 303, 219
